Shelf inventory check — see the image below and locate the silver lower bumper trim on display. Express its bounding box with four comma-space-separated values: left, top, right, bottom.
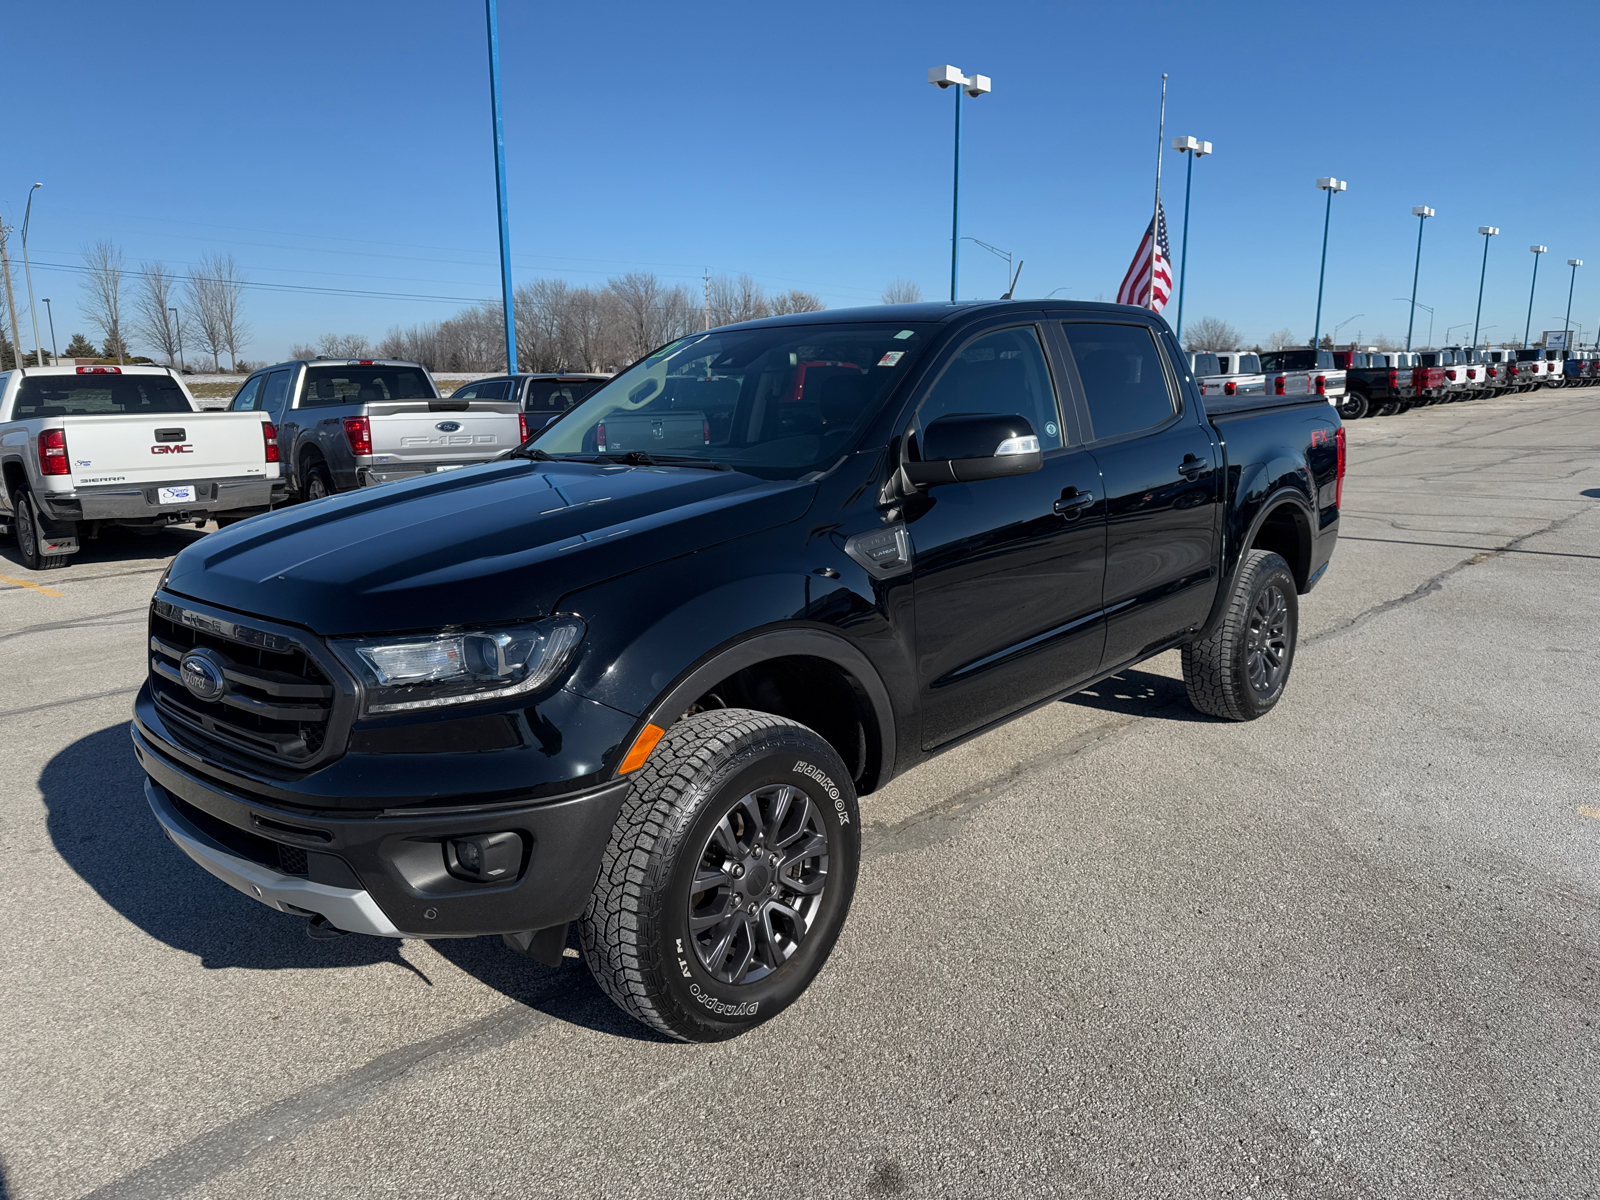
145, 780, 403, 938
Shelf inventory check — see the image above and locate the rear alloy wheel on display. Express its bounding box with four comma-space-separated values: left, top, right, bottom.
302, 461, 334, 503
580, 708, 860, 1042
1336, 392, 1369, 420
13, 491, 70, 571
1181, 548, 1298, 721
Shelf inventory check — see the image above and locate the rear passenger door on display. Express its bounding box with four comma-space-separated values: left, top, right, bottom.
907, 320, 1107, 749
1054, 319, 1221, 669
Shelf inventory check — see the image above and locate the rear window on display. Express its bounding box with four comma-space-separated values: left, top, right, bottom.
525, 379, 605, 412
13, 374, 191, 418
300, 366, 434, 407
1257, 350, 1317, 373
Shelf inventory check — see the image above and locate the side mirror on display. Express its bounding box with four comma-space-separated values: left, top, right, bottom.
902, 413, 1043, 488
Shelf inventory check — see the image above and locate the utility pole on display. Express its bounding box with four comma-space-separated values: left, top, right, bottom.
703, 268, 711, 331
484, 0, 518, 374
170, 306, 186, 371
0, 222, 24, 372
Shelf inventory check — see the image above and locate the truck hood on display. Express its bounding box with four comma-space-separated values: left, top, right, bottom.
164, 459, 815, 636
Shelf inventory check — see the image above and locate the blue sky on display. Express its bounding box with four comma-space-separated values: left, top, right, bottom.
2, 0, 1595, 362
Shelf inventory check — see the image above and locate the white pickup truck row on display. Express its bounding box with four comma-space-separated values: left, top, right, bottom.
1189, 347, 1348, 409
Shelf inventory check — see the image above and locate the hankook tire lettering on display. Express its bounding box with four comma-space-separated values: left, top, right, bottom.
793, 760, 850, 824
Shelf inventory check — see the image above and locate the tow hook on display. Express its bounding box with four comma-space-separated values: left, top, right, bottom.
307, 914, 348, 940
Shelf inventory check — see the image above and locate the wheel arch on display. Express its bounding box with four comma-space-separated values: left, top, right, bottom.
1196, 487, 1316, 641
633, 628, 897, 796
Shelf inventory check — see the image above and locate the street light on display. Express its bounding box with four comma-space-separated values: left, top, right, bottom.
484, 0, 517, 373
20, 183, 43, 367
1472, 226, 1498, 349
169, 306, 185, 372
1171, 135, 1212, 343
1312, 177, 1347, 351
1563, 259, 1582, 348
1405, 205, 1434, 351
1445, 321, 1474, 344
1524, 245, 1547, 346
1393, 298, 1435, 347
928, 65, 992, 302
960, 237, 1021, 297
41, 298, 56, 361
1334, 313, 1364, 344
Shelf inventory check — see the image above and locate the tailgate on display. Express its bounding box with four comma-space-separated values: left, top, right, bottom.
367, 402, 522, 466
65, 413, 269, 488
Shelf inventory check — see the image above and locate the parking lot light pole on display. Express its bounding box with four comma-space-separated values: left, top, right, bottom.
1524, 246, 1547, 346
1312, 178, 1347, 351
485, 0, 518, 373
1472, 226, 1498, 348
1563, 259, 1582, 347
1171, 136, 1212, 343
20, 184, 43, 367
929, 66, 991, 302
169, 306, 185, 372
41, 298, 57, 361
1405, 206, 1434, 350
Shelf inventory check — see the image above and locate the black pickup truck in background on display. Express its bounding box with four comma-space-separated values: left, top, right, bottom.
133, 300, 1343, 1043
1329, 350, 1418, 420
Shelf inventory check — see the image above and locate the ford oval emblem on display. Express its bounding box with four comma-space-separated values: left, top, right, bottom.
435, 421, 462, 432
179, 649, 228, 703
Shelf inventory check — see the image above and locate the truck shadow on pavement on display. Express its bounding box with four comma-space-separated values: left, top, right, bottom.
40, 724, 662, 1039
1063, 667, 1211, 722
0, 524, 208, 573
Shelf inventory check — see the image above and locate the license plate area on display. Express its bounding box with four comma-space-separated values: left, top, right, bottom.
158, 486, 196, 505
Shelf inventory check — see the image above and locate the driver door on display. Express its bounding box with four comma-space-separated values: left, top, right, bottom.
907, 321, 1108, 749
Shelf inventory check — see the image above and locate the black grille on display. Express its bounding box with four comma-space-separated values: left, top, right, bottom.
149, 602, 339, 768
277, 845, 309, 875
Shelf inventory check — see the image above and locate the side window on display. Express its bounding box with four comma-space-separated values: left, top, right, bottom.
451, 383, 480, 400
230, 375, 264, 411
261, 370, 293, 421
1060, 323, 1176, 442
915, 326, 1064, 451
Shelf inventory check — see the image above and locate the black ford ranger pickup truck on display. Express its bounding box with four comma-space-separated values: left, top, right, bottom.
133, 301, 1344, 1042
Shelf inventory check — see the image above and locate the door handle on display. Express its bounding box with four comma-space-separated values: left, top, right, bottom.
1054, 490, 1095, 517
1177, 454, 1207, 479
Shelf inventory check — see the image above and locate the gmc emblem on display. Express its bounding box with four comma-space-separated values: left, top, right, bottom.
151, 444, 194, 454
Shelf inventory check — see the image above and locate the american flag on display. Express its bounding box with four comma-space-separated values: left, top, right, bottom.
1115, 201, 1173, 312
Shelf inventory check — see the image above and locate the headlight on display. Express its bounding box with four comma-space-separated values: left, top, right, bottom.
331, 618, 584, 716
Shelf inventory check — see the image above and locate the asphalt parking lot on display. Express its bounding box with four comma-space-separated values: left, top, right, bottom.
2, 390, 1598, 1200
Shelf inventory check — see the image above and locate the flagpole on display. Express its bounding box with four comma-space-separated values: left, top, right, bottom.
1149, 73, 1167, 310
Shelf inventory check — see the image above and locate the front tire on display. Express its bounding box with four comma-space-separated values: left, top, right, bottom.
579, 709, 861, 1042
1181, 549, 1298, 721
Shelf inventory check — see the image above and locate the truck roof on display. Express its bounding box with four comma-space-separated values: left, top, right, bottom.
722, 298, 1160, 332
9, 363, 181, 377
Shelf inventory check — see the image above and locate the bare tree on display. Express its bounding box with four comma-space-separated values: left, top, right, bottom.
1265, 327, 1299, 350
768, 289, 825, 316
882, 278, 923, 304
708, 273, 768, 327
81, 240, 127, 365
196, 252, 250, 370
132, 261, 182, 364
1184, 316, 1242, 351
186, 265, 227, 371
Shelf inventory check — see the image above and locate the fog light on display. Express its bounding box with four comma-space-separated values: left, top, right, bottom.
447, 832, 521, 882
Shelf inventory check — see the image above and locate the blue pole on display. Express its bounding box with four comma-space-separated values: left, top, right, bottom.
485, 0, 518, 373
1312, 187, 1334, 350
950, 84, 962, 302
1524, 253, 1541, 346
1471, 234, 1491, 349
1174, 150, 1194, 342
1405, 213, 1426, 350
1564, 262, 1578, 346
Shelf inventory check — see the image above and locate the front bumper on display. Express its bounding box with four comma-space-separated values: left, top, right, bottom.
39, 476, 286, 522
136, 725, 632, 938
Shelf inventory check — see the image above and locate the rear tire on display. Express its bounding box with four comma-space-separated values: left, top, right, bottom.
14, 491, 70, 571
1336, 392, 1369, 420
301, 461, 334, 503
1182, 549, 1298, 721
579, 709, 861, 1043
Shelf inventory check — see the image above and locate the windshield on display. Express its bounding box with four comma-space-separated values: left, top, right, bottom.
531, 322, 937, 478
525, 378, 605, 413
14, 373, 191, 418
299, 365, 435, 406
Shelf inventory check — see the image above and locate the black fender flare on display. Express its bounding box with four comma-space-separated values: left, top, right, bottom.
1196, 487, 1316, 640
628, 626, 898, 795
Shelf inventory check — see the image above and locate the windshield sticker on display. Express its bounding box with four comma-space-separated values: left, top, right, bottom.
894, 330, 915, 340
877, 351, 906, 367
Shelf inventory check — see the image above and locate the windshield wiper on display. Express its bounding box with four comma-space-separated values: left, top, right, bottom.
508, 445, 556, 461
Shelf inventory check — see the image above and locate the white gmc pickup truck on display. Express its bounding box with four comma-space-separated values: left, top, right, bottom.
0, 365, 284, 570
